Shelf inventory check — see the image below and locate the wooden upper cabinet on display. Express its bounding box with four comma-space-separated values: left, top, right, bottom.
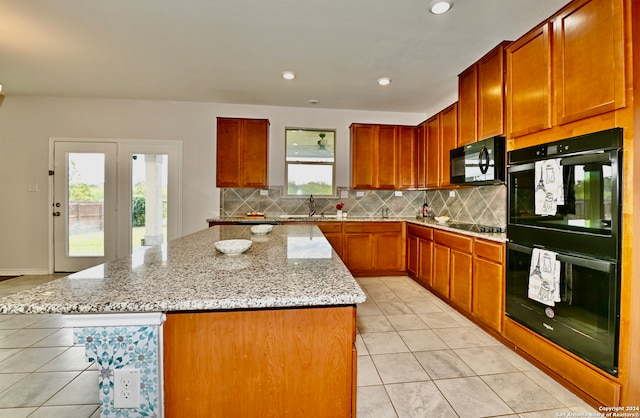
350, 123, 399, 190
350, 124, 377, 189
439, 103, 458, 186
458, 65, 478, 146
416, 121, 427, 189
554, 0, 625, 125
216, 117, 269, 188
425, 115, 440, 188
375, 125, 398, 189
478, 42, 509, 139
458, 42, 509, 145
507, 22, 553, 138
397, 125, 417, 190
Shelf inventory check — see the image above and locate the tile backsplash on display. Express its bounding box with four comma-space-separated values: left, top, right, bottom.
221, 185, 506, 227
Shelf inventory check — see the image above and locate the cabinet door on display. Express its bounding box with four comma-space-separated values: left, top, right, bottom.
458, 66, 477, 145
425, 115, 440, 188
397, 126, 417, 189
439, 103, 458, 186
432, 243, 450, 297
450, 249, 473, 312
554, 0, 624, 125
376, 232, 403, 271
343, 233, 373, 272
416, 121, 427, 189
473, 257, 504, 332
472, 239, 505, 332
242, 119, 269, 187
376, 125, 398, 189
407, 235, 419, 277
350, 124, 377, 189
216, 118, 242, 187
477, 43, 507, 139
418, 238, 433, 288
507, 23, 552, 138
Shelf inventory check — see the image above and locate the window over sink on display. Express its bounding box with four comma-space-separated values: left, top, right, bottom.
285, 128, 336, 196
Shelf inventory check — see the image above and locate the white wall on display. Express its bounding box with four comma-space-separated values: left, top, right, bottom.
0, 96, 426, 273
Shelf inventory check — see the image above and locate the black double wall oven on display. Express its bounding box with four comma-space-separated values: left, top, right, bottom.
506, 128, 623, 376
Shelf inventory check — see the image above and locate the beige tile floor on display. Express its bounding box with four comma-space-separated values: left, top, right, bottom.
355, 276, 599, 418
0, 274, 598, 417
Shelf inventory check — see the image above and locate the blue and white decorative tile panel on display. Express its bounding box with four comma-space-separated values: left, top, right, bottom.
74, 325, 161, 418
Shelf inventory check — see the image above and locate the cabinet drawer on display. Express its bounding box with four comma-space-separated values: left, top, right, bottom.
474, 239, 504, 263
434, 230, 473, 253
344, 222, 402, 234
317, 222, 343, 234
407, 224, 433, 241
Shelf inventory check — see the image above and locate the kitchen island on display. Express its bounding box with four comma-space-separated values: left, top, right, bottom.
0, 224, 366, 417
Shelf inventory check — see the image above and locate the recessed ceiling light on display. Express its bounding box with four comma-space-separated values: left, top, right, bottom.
430, 1, 452, 14
377, 77, 392, 86
282, 71, 295, 80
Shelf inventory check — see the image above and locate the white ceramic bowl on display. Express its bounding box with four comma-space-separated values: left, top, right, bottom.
214, 239, 252, 256
434, 216, 450, 224
250, 224, 273, 235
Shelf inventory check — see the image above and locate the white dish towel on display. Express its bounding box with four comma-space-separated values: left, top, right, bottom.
528, 248, 561, 307
534, 158, 564, 216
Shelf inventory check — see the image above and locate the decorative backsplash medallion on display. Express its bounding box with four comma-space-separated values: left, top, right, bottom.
221, 185, 506, 227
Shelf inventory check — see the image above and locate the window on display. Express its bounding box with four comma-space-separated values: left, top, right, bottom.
285, 128, 336, 196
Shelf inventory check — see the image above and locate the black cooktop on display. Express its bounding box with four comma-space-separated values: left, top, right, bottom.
447, 223, 504, 233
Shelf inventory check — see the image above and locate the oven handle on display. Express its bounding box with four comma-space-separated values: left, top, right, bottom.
508, 152, 613, 172
508, 242, 614, 272
560, 152, 612, 166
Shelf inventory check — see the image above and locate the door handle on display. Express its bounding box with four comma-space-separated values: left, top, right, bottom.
479, 147, 490, 174
53, 212, 61, 217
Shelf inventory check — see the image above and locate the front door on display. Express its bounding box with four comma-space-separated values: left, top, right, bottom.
53, 142, 117, 272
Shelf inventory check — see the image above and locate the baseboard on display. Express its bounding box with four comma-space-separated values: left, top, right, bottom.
0, 269, 49, 276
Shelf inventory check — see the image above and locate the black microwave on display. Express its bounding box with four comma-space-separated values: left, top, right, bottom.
450, 135, 506, 185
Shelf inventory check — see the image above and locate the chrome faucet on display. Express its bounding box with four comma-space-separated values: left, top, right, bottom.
309, 195, 316, 217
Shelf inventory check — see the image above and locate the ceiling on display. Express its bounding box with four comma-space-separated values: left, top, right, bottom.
0, 0, 570, 114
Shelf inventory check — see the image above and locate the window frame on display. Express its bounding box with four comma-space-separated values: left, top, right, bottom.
284, 128, 337, 197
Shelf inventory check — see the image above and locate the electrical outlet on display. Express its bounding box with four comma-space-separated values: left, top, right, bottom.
114, 368, 141, 409
449, 190, 456, 198
259, 189, 269, 196
340, 190, 349, 199
356, 191, 364, 197
394, 191, 402, 197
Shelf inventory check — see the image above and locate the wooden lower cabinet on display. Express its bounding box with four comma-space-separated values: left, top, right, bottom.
472, 239, 505, 332
450, 247, 473, 312
343, 222, 405, 276
406, 224, 434, 288
432, 243, 451, 297
163, 306, 357, 418
433, 230, 473, 311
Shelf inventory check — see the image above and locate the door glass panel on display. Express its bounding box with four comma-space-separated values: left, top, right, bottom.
132, 154, 168, 251
67, 153, 106, 257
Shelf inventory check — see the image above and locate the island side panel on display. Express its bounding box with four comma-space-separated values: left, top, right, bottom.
163, 305, 357, 418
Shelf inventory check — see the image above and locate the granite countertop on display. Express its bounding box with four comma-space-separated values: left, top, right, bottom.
208, 216, 507, 243
0, 225, 366, 315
